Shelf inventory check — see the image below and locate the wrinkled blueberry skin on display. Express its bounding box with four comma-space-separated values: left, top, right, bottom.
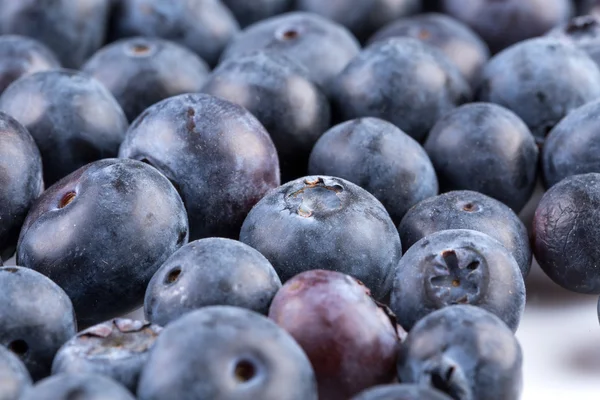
240, 176, 402, 301
399, 190, 532, 277
547, 15, 600, 67
331, 38, 471, 142
0, 112, 43, 260
82, 37, 210, 122
0, 266, 76, 381
17, 159, 189, 327
0, 69, 129, 186
221, 12, 361, 88
202, 52, 330, 182
351, 384, 453, 400
138, 306, 318, 400
268, 270, 400, 400
308, 117, 438, 224
0, 0, 111, 68
52, 319, 161, 392
222, 0, 293, 28
424, 103, 538, 212
391, 229, 525, 332
119, 93, 280, 241
144, 237, 282, 326
477, 38, 600, 144
533, 173, 600, 294
368, 13, 490, 87
20, 373, 135, 400
0, 345, 33, 400
109, 0, 239, 67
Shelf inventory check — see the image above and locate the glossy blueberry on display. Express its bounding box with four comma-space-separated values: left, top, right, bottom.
222, 0, 293, 27
239, 176, 401, 300
547, 15, 600, 67
308, 117, 438, 224
399, 190, 532, 277
0, 69, 129, 186
0, 112, 43, 260
144, 238, 282, 326
137, 306, 318, 400
118, 93, 280, 241
201, 51, 330, 182
52, 319, 161, 392
82, 37, 210, 122
221, 12, 360, 88
331, 38, 471, 142
424, 103, 538, 212
17, 159, 189, 327
20, 373, 135, 400
0, 266, 76, 381
268, 270, 400, 400
351, 384, 453, 400
0, 345, 32, 400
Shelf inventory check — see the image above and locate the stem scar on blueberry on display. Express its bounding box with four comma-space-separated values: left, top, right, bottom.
164, 267, 182, 285
58, 191, 76, 209
277, 27, 299, 41
234, 359, 257, 383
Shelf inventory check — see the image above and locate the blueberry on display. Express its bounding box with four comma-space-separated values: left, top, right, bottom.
109, 0, 239, 67
268, 270, 401, 400
547, 15, 600, 68
51, 319, 161, 392
239, 176, 401, 300
331, 38, 471, 142
201, 51, 331, 182
222, 0, 293, 28
0, 112, 43, 260
0, 266, 76, 381
398, 190, 532, 278
82, 37, 210, 122
137, 306, 318, 400
477, 37, 600, 144
0, 69, 129, 186
0, 345, 32, 400
351, 384, 453, 400
144, 238, 282, 326
17, 158, 188, 327
533, 172, 600, 294
398, 305, 523, 400
20, 373, 135, 400
221, 12, 360, 88
118, 93, 280, 241
308, 117, 438, 224
424, 103, 538, 212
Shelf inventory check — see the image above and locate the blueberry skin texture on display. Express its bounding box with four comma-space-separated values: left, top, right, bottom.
424, 103, 538, 212
0, 69, 129, 186
477, 37, 600, 143
221, 12, 361, 88
0, 0, 111, 68
0, 345, 33, 400
20, 373, 135, 400
109, 0, 239, 67
397, 305, 523, 400
16, 158, 189, 327
51, 319, 161, 393
119, 93, 279, 241
222, 0, 293, 28
331, 38, 471, 143
308, 117, 438, 225
137, 306, 318, 400
0, 112, 43, 260
399, 190, 532, 278
533, 173, 600, 294
239, 176, 402, 301
0, 266, 76, 381
351, 384, 453, 400
201, 51, 331, 182
82, 37, 210, 122
144, 237, 282, 327
547, 15, 600, 67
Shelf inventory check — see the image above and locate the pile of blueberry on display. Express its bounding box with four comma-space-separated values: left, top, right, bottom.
1, 0, 600, 399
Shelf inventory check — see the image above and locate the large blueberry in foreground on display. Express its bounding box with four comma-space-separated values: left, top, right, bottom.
20, 373, 135, 400
0, 345, 32, 400
17, 159, 188, 327
137, 306, 318, 400
351, 384, 453, 400
222, 0, 293, 27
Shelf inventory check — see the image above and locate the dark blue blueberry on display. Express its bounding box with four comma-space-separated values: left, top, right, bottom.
239, 176, 401, 300
16, 158, 189, 327
0, 266, 76, 381
331, 38, 471, 142
51, 319, 162, 392
82, 37, 210, 122
118, 93, 280, 241
424, 102, 538, 212
397, 305, 522, 400
201, 51, 330, 182
222, 0, 293, 28
0, 69, 129, 186
399, 190, 532, 277
351, 384, 453, 400
0, 344, 32, 400
137, 306, 318, 400
308, 117, 438, 224
144, 237, 282, 326
20, 373, 135, 400
547, 15, 600, 67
